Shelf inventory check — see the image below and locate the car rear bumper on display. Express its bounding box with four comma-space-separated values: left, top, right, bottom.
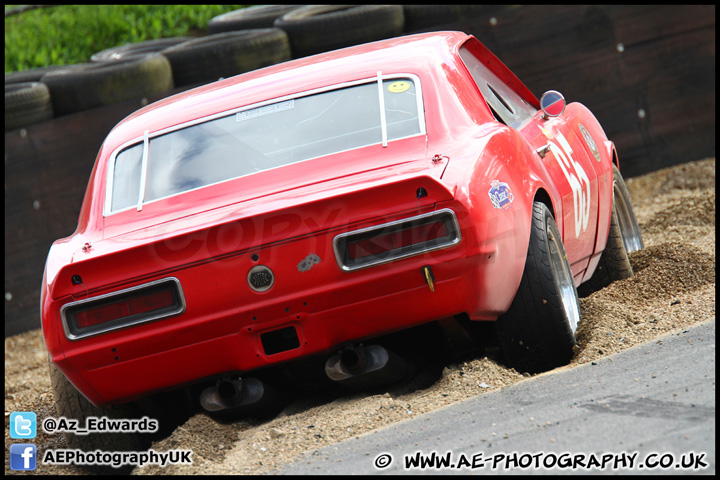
50, 248, 472, 405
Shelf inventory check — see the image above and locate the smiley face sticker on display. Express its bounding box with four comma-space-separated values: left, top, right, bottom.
387, 81, 411, 93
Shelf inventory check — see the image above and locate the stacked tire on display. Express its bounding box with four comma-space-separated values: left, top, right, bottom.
159, 29, 291, 87
207, 5, 301, 33
89, 37, 194, 62
273, 5, 405, 58
4, 53, 176, 128
5, 66, 64, 131
5, 82, 53, 131
40, 54, 174, 117
5, 4, 511, 131
5, 65, 69, 84
4, 29, 292, 127
207, 5, 508, 60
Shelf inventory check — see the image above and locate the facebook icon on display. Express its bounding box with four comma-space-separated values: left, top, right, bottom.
10, 444, 37, 471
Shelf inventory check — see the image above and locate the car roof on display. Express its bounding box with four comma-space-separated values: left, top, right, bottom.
104, 31, 474, 150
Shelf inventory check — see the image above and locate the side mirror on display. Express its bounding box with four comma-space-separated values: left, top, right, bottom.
540, 90, 566, 119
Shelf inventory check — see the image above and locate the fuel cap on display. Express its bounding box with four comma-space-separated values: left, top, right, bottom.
247, 265, 274, 292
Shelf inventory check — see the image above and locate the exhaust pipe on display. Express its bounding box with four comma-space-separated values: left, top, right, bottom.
200, 376, 282, 417
339, 346, 368, 375
325, 344, 408, 389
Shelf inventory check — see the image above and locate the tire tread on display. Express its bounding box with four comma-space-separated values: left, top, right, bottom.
495, 203, 578, 373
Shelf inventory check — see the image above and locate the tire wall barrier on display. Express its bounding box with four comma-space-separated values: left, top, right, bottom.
5, 5, 715, 335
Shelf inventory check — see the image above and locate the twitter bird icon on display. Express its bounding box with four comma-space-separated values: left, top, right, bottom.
10, 412, 37, 439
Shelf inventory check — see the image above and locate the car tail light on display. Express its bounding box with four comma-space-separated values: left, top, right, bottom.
61, 278, 185, 340
334, 209, 461, 271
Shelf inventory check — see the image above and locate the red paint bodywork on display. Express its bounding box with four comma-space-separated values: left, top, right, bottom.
41, 31, 617, 406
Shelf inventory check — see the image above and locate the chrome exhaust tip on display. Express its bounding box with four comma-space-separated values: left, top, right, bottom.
325, 344, 408, 389
200, 376, 281, 417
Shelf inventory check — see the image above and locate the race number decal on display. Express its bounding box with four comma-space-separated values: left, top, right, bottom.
548, 133, 591, 238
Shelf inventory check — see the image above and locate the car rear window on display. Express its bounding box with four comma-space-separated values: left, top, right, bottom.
107, 75, 425, 214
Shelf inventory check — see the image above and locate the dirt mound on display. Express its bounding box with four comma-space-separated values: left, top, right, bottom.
574, 242, 715, 366
629, 242, 715, 292
644, 190, 715, 232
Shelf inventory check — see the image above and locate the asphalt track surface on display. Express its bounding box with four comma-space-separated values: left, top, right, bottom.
276, 319, 715, 475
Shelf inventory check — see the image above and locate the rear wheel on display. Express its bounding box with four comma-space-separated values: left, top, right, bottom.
610, 165, 644, 254
495, 202, 579, 373
49, 362, 151, 472
49, 363, 194, 473
580, 165, 644, 295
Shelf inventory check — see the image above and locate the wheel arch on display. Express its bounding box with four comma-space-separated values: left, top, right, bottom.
611, 143, 620, 170
533, 187, 555, 219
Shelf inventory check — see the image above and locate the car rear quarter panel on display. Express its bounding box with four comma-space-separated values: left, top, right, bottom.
439, 123, 565, 320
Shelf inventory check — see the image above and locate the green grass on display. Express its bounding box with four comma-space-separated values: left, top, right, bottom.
5, 5, 249, 73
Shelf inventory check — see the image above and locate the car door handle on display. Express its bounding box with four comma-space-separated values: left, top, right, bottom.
536, 144, 551, 158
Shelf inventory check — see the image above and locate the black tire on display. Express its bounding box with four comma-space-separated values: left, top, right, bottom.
161, 29, 291, 87
274, 5, 405, 58
90, 37, 194, 62
495, 202, 580, 374
609, 165, 644, 254
4, 65, 68, 85
207, 5, 302, 34
5, 82, 53, 131
49, 362, 152, 473
40, 55, 173, 117
579, 165, 644, 295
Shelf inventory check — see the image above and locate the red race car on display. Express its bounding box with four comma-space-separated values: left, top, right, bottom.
42, 31, 643, 451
